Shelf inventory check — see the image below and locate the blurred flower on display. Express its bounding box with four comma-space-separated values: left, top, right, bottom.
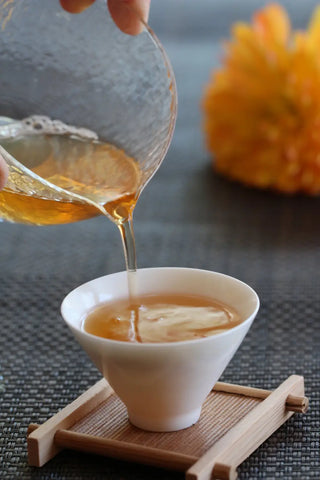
202, 3, 320, 195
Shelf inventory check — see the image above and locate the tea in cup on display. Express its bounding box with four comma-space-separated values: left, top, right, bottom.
61, 267, 259, 432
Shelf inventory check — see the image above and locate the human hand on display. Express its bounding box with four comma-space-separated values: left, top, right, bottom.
60, 0, 151, 35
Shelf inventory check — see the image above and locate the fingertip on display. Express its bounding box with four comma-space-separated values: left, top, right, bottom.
60, 0, 96, 14
107, 0, 150, 35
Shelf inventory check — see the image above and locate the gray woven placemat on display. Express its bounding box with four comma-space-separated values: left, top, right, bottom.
1, 181, 319, 480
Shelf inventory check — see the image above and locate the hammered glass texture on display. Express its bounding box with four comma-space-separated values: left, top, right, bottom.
0, 0, 175, 184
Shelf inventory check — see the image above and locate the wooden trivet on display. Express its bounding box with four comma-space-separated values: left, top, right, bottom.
27, 375, 308, 480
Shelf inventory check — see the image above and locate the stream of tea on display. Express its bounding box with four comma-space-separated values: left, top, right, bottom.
0, 116, 243, 344
0, 115, 140, 298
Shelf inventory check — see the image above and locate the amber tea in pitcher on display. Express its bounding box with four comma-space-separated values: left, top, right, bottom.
0, 116, 142, 226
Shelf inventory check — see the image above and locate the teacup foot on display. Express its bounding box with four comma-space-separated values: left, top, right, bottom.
128, 407, 202, 432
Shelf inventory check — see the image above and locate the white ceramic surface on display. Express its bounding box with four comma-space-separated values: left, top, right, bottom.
61, 268, 259, 432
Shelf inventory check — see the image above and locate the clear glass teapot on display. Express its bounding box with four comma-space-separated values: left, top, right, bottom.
0, 0, 177, 226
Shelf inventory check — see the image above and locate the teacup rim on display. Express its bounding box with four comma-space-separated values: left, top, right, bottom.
61, 267, 260, 348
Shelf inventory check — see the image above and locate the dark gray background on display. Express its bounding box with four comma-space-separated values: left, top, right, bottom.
1, 1, 319, 479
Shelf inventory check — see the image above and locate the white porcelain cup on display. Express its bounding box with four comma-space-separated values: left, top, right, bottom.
61, 268, 259, 432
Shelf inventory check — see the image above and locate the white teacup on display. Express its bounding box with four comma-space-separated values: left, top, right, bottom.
61, 268, 259, 432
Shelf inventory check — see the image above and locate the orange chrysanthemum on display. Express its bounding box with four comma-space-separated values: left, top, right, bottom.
202, 3, 320, 195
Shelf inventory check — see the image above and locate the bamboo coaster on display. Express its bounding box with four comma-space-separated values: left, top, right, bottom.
27, 375, 308, 480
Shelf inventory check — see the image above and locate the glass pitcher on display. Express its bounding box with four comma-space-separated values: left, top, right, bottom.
0, 0, 177, 226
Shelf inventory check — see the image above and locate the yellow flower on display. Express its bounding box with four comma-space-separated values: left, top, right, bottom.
202, 3, 320, 195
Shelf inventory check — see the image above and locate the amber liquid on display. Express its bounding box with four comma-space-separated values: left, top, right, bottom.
0, 130, 141, 273
0, 133, 141, 226
83, 293, 242, 343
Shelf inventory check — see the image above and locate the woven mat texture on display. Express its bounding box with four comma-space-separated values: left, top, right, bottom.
1, 1, 320, 478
